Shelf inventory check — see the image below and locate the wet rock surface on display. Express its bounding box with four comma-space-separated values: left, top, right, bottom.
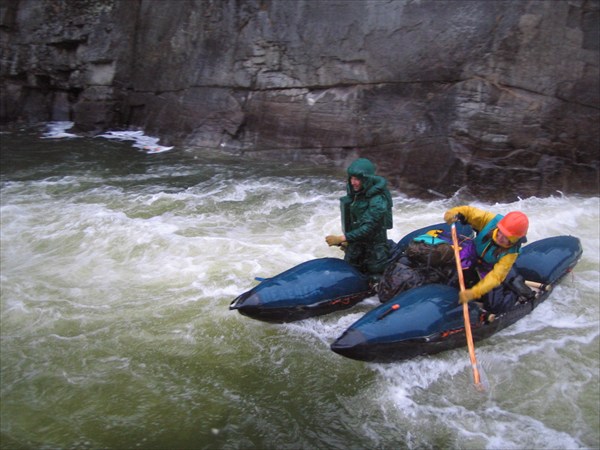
1, 0, 598, 200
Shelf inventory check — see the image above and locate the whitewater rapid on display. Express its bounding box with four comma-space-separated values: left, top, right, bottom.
1, 124, 598, 449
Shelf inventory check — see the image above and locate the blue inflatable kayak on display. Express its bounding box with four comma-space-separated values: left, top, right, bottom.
330, 234, 583, 362
229, 222, 473, 323
229, 257, 372, 323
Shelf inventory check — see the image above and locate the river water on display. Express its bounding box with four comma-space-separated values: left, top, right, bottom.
1, 125, 598, 450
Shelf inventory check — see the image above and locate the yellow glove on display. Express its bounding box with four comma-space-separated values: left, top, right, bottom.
458, 289, 477, 304
444, 209, 459, 224
325, 235, 346, 246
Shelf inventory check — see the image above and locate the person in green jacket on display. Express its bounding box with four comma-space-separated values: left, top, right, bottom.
325, 158, 393, 279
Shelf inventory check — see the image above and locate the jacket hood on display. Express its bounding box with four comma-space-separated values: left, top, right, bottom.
347, 158, 377, 192
347, 158, 376, 180
343, 157, 393, 230
345, 158, 389, 201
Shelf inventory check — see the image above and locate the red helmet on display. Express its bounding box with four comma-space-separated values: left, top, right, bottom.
497, 211, 529, 239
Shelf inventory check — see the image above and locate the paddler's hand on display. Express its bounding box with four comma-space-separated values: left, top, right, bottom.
444, 210, 466, 225
458, 289, 477, 304
325, 235, 346, 246
444, 210, 459, 224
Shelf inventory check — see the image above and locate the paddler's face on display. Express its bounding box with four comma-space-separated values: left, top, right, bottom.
494, 229, 513, 248
350, 176, 362, 192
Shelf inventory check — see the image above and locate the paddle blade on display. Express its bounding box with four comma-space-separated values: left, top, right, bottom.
475, 364, 489, 392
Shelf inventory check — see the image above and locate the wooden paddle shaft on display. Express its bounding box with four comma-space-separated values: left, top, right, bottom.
451, 223, 482, 387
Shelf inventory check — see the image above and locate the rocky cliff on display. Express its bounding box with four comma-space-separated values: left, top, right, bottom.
1, 0, 598, 200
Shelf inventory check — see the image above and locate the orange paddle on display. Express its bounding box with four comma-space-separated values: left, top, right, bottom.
451, 222, 485, 391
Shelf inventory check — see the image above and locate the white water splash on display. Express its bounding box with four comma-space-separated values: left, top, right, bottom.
42, 121, 80, 139
96, 130, 174, 153
1, 134, 598, 449
41, 121, 174, 153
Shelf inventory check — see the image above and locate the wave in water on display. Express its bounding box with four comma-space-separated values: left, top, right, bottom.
42, 121, 174, 153
0, 133, 598, 449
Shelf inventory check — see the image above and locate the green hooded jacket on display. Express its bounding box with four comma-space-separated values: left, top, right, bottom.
340, 158, 393, 244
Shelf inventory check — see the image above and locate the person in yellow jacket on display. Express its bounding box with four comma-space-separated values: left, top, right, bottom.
444, 206, 529, 308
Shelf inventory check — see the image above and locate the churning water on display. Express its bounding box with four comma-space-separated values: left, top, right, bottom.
1, 126, 598, 449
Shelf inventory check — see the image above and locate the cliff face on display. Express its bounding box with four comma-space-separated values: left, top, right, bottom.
1, 0, 598, 200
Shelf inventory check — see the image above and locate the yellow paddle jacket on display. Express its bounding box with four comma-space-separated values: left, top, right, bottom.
446, 206, 520, 299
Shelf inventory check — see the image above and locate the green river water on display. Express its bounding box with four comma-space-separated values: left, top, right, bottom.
1, 127, 598, 449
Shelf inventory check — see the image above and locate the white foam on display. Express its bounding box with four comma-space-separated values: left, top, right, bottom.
96, 130, 174, 153
42, 121, 79, 139
41, 122, 174, 153
2, 145, 598, 449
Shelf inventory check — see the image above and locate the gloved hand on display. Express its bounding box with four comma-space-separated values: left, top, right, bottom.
325, 235, 346, 246
444, 210, 466, 225
458, 289, 477, 304
444, 210, 459, 224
